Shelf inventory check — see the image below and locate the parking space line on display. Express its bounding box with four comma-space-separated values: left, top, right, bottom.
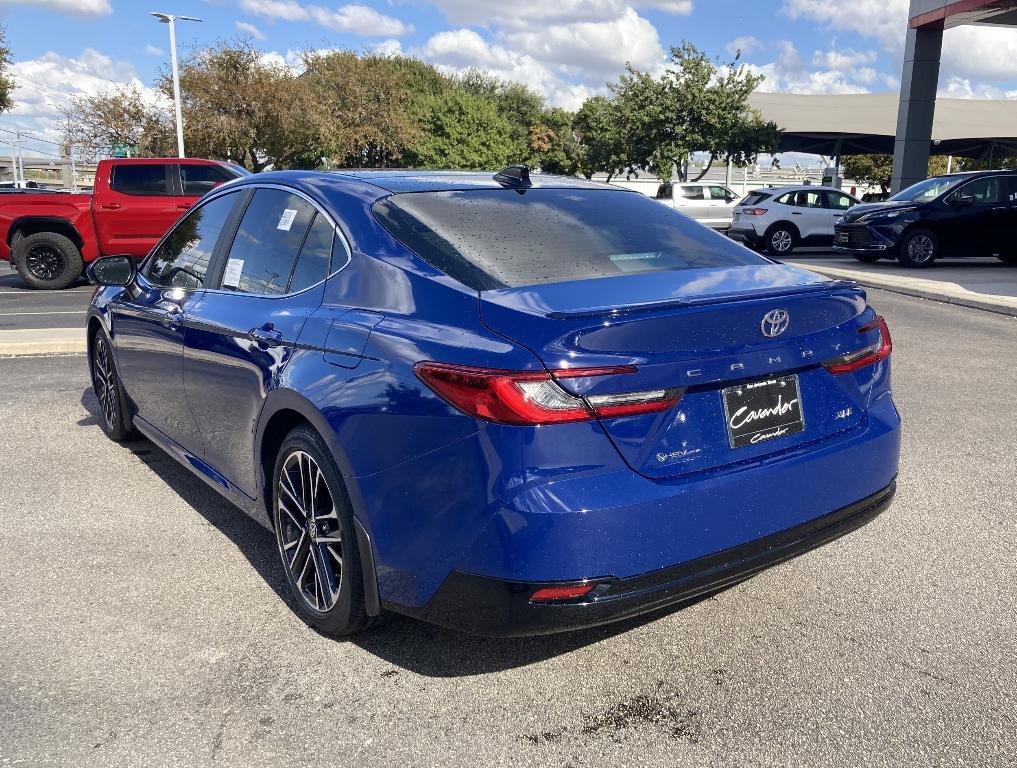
0, 310, 84, 316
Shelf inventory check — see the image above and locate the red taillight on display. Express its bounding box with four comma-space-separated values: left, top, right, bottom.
530, 584, 596, 602
413, 362, 683, 425
824, 315, 892, 374
741, 208, 768, 215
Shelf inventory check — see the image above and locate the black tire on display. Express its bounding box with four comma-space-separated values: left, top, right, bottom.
996, 253, 1017, 265
272, 426, 374, 636
852, 252, 883, 263
897, 228, 938, 268
14, 231, 84, 290
89, 328, 135, 442
764, 224, 798, 256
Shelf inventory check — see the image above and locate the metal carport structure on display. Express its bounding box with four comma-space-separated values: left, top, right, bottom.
748, 91, 1017, 164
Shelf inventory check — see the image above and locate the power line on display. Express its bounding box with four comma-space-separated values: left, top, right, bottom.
14, 79, 77, 108
15, 74, 81, 101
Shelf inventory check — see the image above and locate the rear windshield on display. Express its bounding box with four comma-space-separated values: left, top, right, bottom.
739, 191, 770, 206
373, 188, 766, 291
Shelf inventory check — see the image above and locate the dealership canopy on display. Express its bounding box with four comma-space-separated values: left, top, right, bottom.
748, 92, 1017, 159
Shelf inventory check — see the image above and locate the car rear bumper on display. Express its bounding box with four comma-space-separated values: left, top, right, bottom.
394, 480, 895, 636
727, 226, 762, 246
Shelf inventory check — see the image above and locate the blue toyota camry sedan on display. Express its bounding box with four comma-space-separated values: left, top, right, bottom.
85, 167, 900, 637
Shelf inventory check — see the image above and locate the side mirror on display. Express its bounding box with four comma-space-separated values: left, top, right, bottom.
952, 195, 974, 207
86, 255, 136, 287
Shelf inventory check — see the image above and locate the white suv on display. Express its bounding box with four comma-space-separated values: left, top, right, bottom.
654, 182, 740, 229
728, 185, 860, 255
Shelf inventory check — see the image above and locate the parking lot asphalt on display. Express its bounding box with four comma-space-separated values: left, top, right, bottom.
0, 271, 92, 331
1, 288, 1016, 767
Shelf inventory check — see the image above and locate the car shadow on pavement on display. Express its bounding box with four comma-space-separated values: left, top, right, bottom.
79, 387, 724, 677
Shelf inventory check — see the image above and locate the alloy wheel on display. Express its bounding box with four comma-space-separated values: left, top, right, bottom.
277, 450, 343, 613
906, 234, 935, 264
92, 336, 118, 429
25, 245, 66, 281
771, 230, 793, 253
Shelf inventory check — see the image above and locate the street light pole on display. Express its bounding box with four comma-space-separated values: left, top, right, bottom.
150, 12, 201, 158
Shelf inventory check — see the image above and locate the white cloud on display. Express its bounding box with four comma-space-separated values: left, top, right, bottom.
424, 0, 690, 29
504, 8, 665, 80
235, 20, 267, 40
239, 0, 307, 22
144, 44, 165, 57
9, 49, 165, 144
751, 40, 877, 95
0, 0, 111, 16
942, 25, 1017, 83
240, 0, 412, 35
811, 48, 876, 71
414, 28, 599, 110
373, 39, 403, 57
780, 0, 909, 50
726, 36, 762, 58
307, 4, 412, 36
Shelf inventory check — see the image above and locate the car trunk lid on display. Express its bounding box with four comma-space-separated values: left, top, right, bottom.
480, 263, 873, 479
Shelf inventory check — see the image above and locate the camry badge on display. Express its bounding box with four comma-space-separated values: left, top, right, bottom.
761, 309, 790, 338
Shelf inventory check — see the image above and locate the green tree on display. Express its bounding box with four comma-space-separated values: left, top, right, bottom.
61, 84, 174, 161
457, 70, 546, 162
170, 41, 320, 171
573, 95, 627, 180
842, 154, 955, 193
528, 107, 582, 175
610, 43, 779, 180
302, 51, 448, 168
0, 25, 14, 114
406, 89, 516, 169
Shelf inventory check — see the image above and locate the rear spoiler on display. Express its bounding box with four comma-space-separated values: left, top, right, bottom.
532, 279, 860, 321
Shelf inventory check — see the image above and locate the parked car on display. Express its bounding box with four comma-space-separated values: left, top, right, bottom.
654, 181, 740, 229
728, 185, 861, 256
85, 167, 900, 637
834, 170, 1017, 267
0, 157, 247, 289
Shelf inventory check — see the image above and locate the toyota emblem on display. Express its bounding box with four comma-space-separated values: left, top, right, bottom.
761, 309, 790, 338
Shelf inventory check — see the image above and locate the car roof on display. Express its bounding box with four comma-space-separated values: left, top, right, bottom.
228, 169, 624, 202
330, 169, 613, 194
747, 185, 846, 195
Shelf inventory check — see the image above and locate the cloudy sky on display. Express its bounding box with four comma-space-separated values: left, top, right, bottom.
3, 0, 1017, 155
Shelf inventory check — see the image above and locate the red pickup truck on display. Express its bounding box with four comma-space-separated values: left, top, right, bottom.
1, 157, 247, 289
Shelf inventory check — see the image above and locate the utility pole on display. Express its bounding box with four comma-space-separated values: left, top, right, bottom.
150, 12, 202, 158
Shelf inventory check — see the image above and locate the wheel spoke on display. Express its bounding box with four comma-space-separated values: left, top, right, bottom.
277, 449, 342, 613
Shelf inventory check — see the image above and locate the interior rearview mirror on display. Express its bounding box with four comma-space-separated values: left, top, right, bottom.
86, 255, 136, 287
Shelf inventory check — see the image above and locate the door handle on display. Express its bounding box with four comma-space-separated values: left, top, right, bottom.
791, 211, 802, 215
100, 203, 122, 210
156, 303, 183, 329
176, 203, 192, 210
250, 326, 283, 348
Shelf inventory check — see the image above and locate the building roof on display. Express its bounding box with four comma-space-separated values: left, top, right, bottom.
748, 91, 1017, 158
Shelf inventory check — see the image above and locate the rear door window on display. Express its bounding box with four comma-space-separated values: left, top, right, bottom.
680, 186, 705, 200
287, 213, 336, 294
111, 164, 172, 196
218, 188, 317, 295
180, 164, 236, 196
373, 188, 767, 291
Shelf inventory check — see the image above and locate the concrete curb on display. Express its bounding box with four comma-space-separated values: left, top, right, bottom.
794, 264, 1017, 318
0, 328, 87, 357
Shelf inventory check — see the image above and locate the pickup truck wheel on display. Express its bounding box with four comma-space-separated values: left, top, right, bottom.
14, 232, 83, 290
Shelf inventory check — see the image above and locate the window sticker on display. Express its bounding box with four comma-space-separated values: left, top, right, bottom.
277, 209, 298, 231
223, 257, 244, 288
